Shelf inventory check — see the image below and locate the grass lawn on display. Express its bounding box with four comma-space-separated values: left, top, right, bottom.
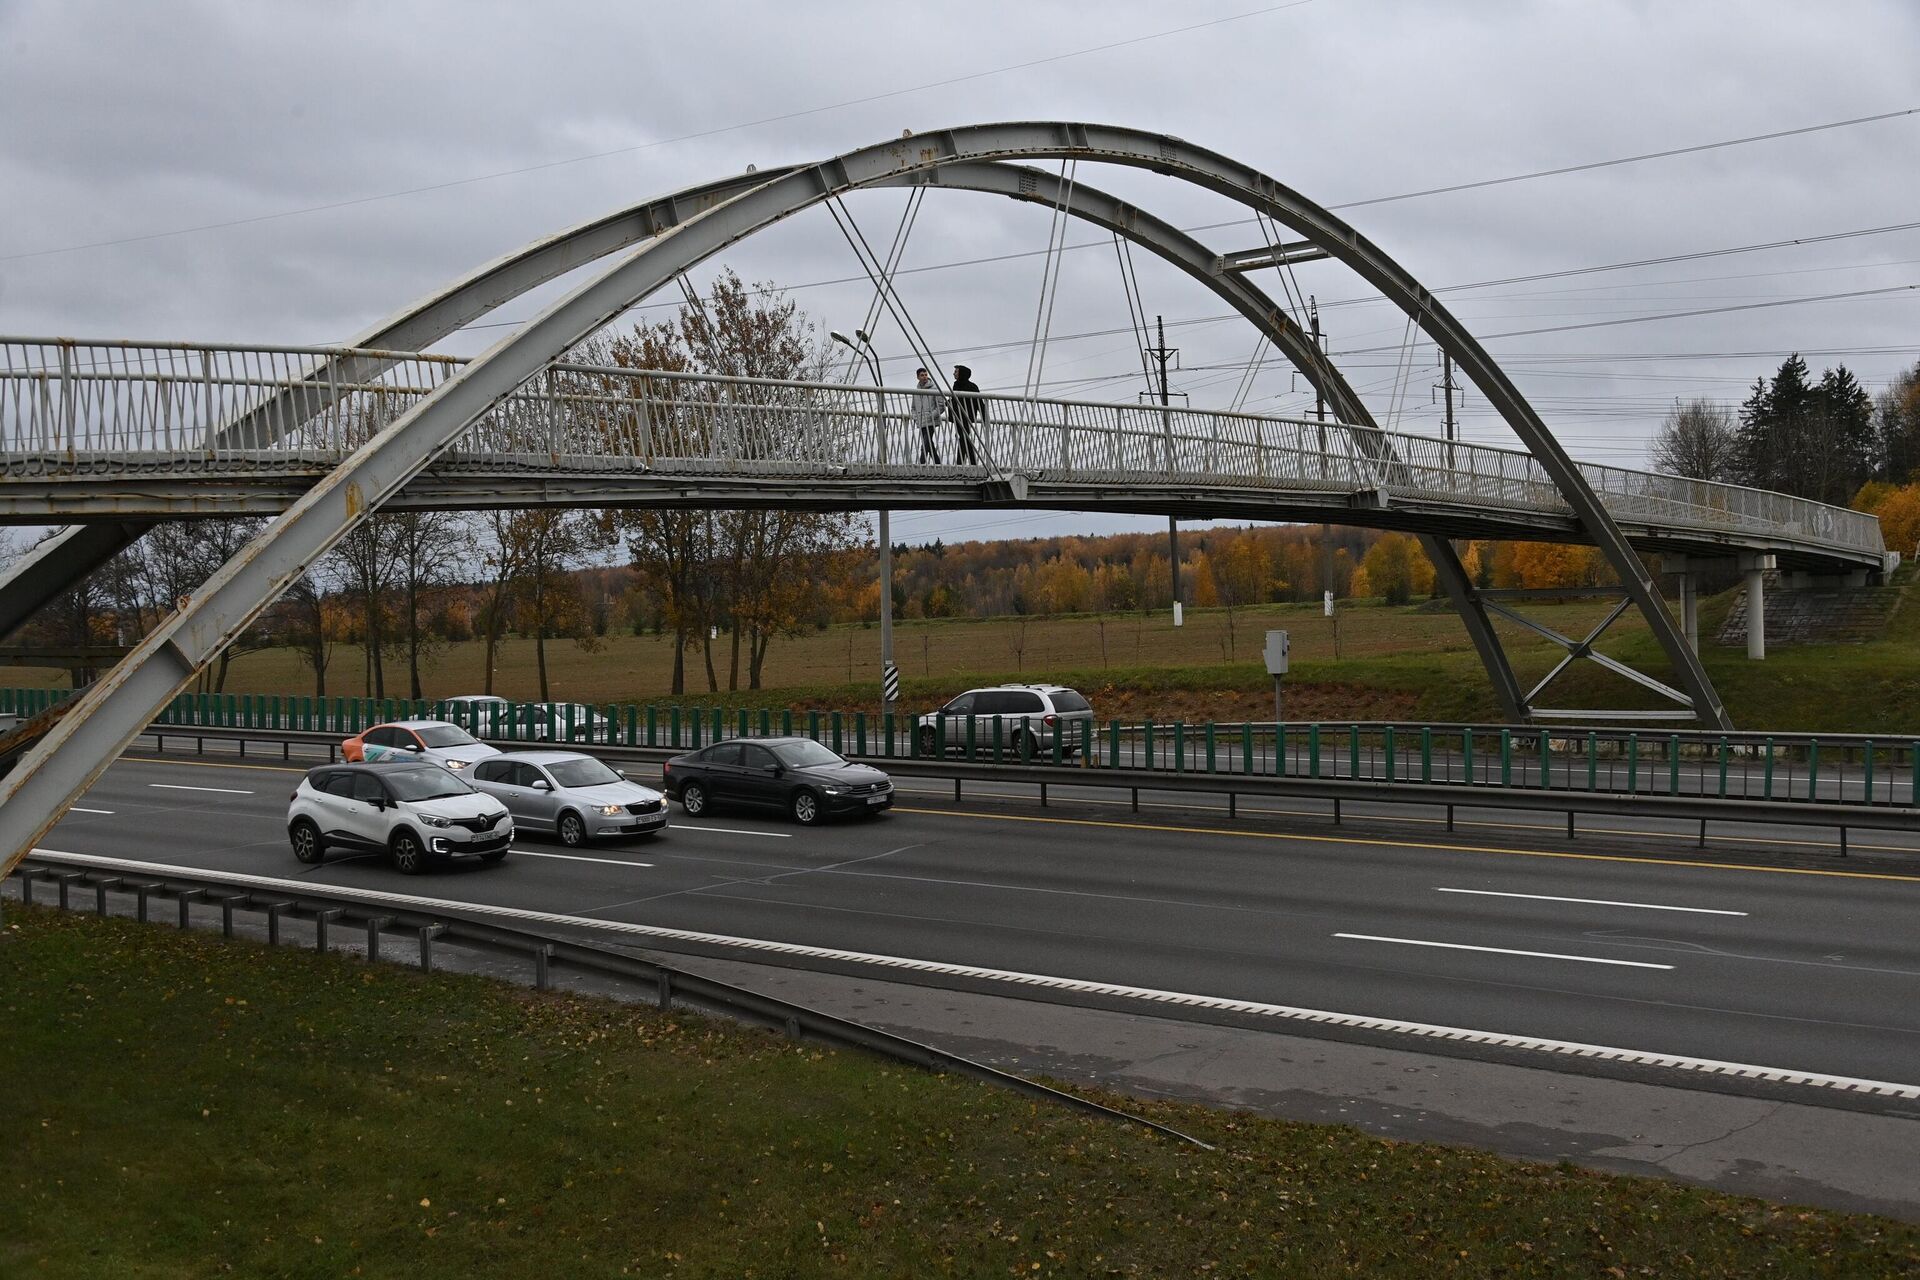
11, 577, 1916, 732
2, 906, 1916, 1278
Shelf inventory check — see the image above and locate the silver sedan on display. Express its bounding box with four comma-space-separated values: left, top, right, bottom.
468, 750, 668, 847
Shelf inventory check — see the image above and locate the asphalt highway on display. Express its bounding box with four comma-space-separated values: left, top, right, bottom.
37, 744, 1920, 1098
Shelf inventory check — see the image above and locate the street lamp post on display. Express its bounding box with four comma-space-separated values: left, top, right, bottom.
832, 330, 898, 733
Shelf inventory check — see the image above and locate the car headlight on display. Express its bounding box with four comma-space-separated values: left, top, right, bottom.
443, 759, 468, 771
821, 786, 844, 795
420, 815, 453, 828
596, 804, 623, 816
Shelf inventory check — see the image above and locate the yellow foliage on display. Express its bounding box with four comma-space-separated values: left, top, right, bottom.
1874, 485, 1920, 558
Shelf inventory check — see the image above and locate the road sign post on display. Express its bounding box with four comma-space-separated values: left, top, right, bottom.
1263, 629, 1290, 729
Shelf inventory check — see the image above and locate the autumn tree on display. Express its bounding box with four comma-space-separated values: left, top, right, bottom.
385, 511, 466, 700
584, 270, 864, 692
1875, 360, 1920, 483
1357, 533, 1433, 605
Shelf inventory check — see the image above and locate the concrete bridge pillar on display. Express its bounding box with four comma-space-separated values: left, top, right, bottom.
1740, 553, 1777, 661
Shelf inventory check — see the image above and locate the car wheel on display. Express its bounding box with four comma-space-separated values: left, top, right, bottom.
679, 781, 709, 817
480, 849, 508, 864
916, 724, 939, 757
558, 812, 587, 848
289, 819, 324, 865
1011, 729, 1038, 761
791, 789, 822, 825
390, 830, 426, 876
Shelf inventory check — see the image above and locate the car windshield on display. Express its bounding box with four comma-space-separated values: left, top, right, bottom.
547, 758, 622, 789
415, 725, 479, 747
385, 768, 475, 801
772, 740, 845, 769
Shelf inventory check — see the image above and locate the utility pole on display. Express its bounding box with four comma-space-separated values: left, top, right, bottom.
1146, 315, 1183, 623
1310, 297, 1334, 652
1434, 351, 1459, 469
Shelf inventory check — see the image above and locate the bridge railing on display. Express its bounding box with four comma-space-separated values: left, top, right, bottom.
0, 337, 1884, 559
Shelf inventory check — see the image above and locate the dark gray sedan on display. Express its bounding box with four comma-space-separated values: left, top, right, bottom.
661, 737, 893, 825
468, 750, 668, 846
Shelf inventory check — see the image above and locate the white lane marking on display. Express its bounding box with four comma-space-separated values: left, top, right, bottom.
1435, 888, 1748, 916
509, 849, 654, 868
1334, 933, 1674, 970
30, 849, 1917, 1101
69, 807, 115, 815
148, 783, 254, 795
672, 824, 791, 839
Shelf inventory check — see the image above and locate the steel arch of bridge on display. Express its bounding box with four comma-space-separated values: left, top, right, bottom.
2, 120, 1740, 865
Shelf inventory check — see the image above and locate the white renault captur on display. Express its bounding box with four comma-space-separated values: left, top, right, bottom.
287, 762, 513, 874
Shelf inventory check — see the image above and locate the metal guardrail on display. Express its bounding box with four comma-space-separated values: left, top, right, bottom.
0, 338, 1884, 561
25, 683, 1905, 811
2, 850, 1208, 1148
128, 723, 1920, 854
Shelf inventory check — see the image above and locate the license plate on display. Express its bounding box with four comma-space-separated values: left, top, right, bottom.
630, 816, 665, 829
866, 794, 889, 805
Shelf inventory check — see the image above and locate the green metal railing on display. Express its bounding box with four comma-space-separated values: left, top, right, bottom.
5, 685, 1915, 810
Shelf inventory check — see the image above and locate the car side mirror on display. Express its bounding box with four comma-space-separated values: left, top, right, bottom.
374, 796, 390, 810
771, 764, 786, 777
533, 779, 553, 792
405, 743, 422, 753
614, 770, 627, 780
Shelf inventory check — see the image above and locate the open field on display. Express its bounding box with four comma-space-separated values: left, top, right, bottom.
4, 905, 1914, 1278
10, 578, 1916, 731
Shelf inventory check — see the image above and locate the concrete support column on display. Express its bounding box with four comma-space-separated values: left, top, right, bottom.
1739, 553, 1776, 661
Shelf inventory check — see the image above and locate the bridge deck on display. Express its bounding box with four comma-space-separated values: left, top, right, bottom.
0, 339, 1886, 571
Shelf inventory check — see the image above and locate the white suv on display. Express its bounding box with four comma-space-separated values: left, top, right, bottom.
915, 684, 1094, 758
287, 762, 513, 874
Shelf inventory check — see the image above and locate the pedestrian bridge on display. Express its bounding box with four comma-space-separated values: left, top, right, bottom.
0, 118, 1899, 869
0, 337, 1884, 571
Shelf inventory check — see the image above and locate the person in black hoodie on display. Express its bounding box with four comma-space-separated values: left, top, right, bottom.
949, 364, 982, 466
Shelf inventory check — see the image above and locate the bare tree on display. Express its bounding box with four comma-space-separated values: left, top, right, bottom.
279, 564, 337, 698
1651, 399, 1739, 482
387, 511, 466, 699
328, 520, 400, 698
503, 509, 613, 701
139, 518, 271, 692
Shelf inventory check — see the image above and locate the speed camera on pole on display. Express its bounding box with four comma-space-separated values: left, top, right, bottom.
1264, 629, 1289, 727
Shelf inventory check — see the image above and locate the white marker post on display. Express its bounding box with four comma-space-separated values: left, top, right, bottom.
1263, 628, 1290, 728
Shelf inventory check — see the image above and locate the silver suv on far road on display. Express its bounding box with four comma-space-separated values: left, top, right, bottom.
915, 684, 1094, 758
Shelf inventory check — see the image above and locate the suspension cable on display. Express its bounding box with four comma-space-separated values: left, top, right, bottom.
1112, 232, 1157, 396
1019, 159, 1077, 406
825, 194, 948, 391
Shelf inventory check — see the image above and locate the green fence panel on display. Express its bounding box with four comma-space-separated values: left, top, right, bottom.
1349, 725, 1360, 781
854, 712, 866, 756
1242, 723, 1254, 776
1668, 735, 1680, 796
1079, 718, 1092, 763
964, 715, 977, 761
1384, 726, 1397, 784
1108, 719, 1120, 769
1627, 734, 1640, 792
1308, 724, 1321, 778
807, 710, 820, 745
1537, 728, 1548, 791
884, 713, 895, 758
712, 707, 724, 745
1276, 723, 1286, 778
1808, 740, 1820, 802
1763, 738, 1774, 799
1142, 719, 1155, 771
1717, 739, 1730, 798
1203, 723, 1216, 774
668, 706, 681, 748
1862, 741, 1874, 805
1420, 727, 1432, 783
1499, 730, 1512, 788
1173, 722, 1186, 774
1462, 727, 1474, 786
781, 709, 793, 737
689, 708, 703, 748
758, 708, 771, 739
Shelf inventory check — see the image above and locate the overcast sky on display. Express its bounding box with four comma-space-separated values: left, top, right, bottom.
3, 0, 1917, 547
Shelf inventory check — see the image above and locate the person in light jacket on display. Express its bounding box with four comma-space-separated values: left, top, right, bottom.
910, 366, 945, 463
949, 364, 983, 466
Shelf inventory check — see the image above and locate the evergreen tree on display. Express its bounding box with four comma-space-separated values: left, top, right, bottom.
1734, 355, 1875, 504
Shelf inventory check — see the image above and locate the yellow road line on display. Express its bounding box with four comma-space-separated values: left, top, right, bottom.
892, 806, 1920, 884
